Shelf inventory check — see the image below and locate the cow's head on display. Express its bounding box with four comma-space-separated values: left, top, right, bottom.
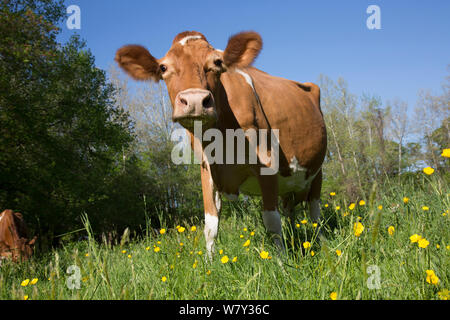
115, 31, 262, 129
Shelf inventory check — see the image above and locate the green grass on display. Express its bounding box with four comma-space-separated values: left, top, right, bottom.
0, 175, 449, 300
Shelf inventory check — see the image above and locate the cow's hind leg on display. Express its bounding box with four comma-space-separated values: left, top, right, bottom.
258, 174, 284, 251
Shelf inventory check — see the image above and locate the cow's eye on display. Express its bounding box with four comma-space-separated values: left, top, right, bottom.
160, 64, 167, 73
213, 59, 223, 68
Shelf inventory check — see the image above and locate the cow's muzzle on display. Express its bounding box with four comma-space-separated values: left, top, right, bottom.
172, 89, 217, 127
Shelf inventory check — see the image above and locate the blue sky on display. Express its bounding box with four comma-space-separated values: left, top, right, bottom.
59, 0, 450, 109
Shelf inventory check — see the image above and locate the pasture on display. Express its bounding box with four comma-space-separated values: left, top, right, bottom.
1, 175, 448, 300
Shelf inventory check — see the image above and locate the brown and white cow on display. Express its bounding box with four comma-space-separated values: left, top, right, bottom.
115, 31, 327, 256
0, 209, 36, 263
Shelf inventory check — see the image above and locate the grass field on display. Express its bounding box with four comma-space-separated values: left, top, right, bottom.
0, 173, 448, 300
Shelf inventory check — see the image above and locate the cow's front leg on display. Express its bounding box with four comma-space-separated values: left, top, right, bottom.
200, 160, 221, 259
258, 174, 285, 251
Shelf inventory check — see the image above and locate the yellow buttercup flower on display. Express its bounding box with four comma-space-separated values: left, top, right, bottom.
336, 249, 342, 256
418, 238, 430, 248
353, 222, 364, 237
30, 278, 38, 285
312, 223, 318, 228
335, 206, 341, 210
300, 219, 307, 224
310, 250, 315, 257
192, 260, 198, 269
121, 250, 126, 254
441, 148, 450, 158
409, 234, 422, 243
303, 241, 311, 249
190, 226, 197, 232
260, 251, 269, 259
243, 239, 250, 247
330, 192, 336, 196
295, 223, 300, 228
437, 289, 449, 300
377, 205, 383, 210
206, 270, 212, 276
154, 246, 160, 252
359, 200, 366, 206
161, 276, 167, 282
423, 167, 434, 175
330, 292, 338, 300
403, 197, 409, 204
23, 295, 29, 300
426, 270, 439, 285
250, 231, 255, 236
127, 254, 132, 259
243, 227, 247, 232
159, 228, 166, 235
221, 255, 229, 264
178, 227, 185, 233
349, 203, 355, 210
232, 256, 238, 263
388, 226, 395, 236
422, 206, 429, 211
21, 279, 30, 287
219, 249, 223, 255
324, 204, 329, 208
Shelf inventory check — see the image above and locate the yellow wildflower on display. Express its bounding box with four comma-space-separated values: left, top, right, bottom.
232, 256, 238, 263
303, 241, 311, 249
349, 203, 355, 210
377, 205, 383, 210
324, 204, 329, 208
85, 253, 89, 257
23, 295, 29, 300
330, 192, 336, 196
239, 235, 244, 238
359, 200, 366, 206
437, 289, 449, 300
159, 228, 166, 235
403, 197, 409, 204
178, 227, 185, 233
21, 279, 30, 287
221, 255, 229, 264
198, 250, 203, 255
121, 250, 126, 254
190, 226, 197, 232
161, 276, 167, 282
145, 246, 150, 251
260, 251, 269, 259
388, 226, 395, 236
301, 219, 307, 224
206, 270, 211, 276
310, 250, 315, 256
127, 254, 132, 259
330, 292, 338, 300
336, 249, 342, 256
312, 223, 318, 228
441, 148, 450, 158
243, 227, 247, 232
418, 238, 430, 248
243, 239, 250, 247
426, 270, 439, 285
219, 249, 223, 255
250, 231, 255, 236
423, 167, 434, 175
295, 223, 300, 228
154, 246, 160, 252
30, 278, 38, 285
192, 260, 198, 269
422, 206, 429, 211
353, 222, 364, 237
410, 234, 422, 243
335, 206, 341, 210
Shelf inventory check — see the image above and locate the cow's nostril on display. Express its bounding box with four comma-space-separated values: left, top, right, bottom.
202, 95, 212, 109
179, 97, 188, 106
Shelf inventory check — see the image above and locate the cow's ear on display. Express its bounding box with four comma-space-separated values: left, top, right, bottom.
223, 31, 262, 69
115, 45, 161, 81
